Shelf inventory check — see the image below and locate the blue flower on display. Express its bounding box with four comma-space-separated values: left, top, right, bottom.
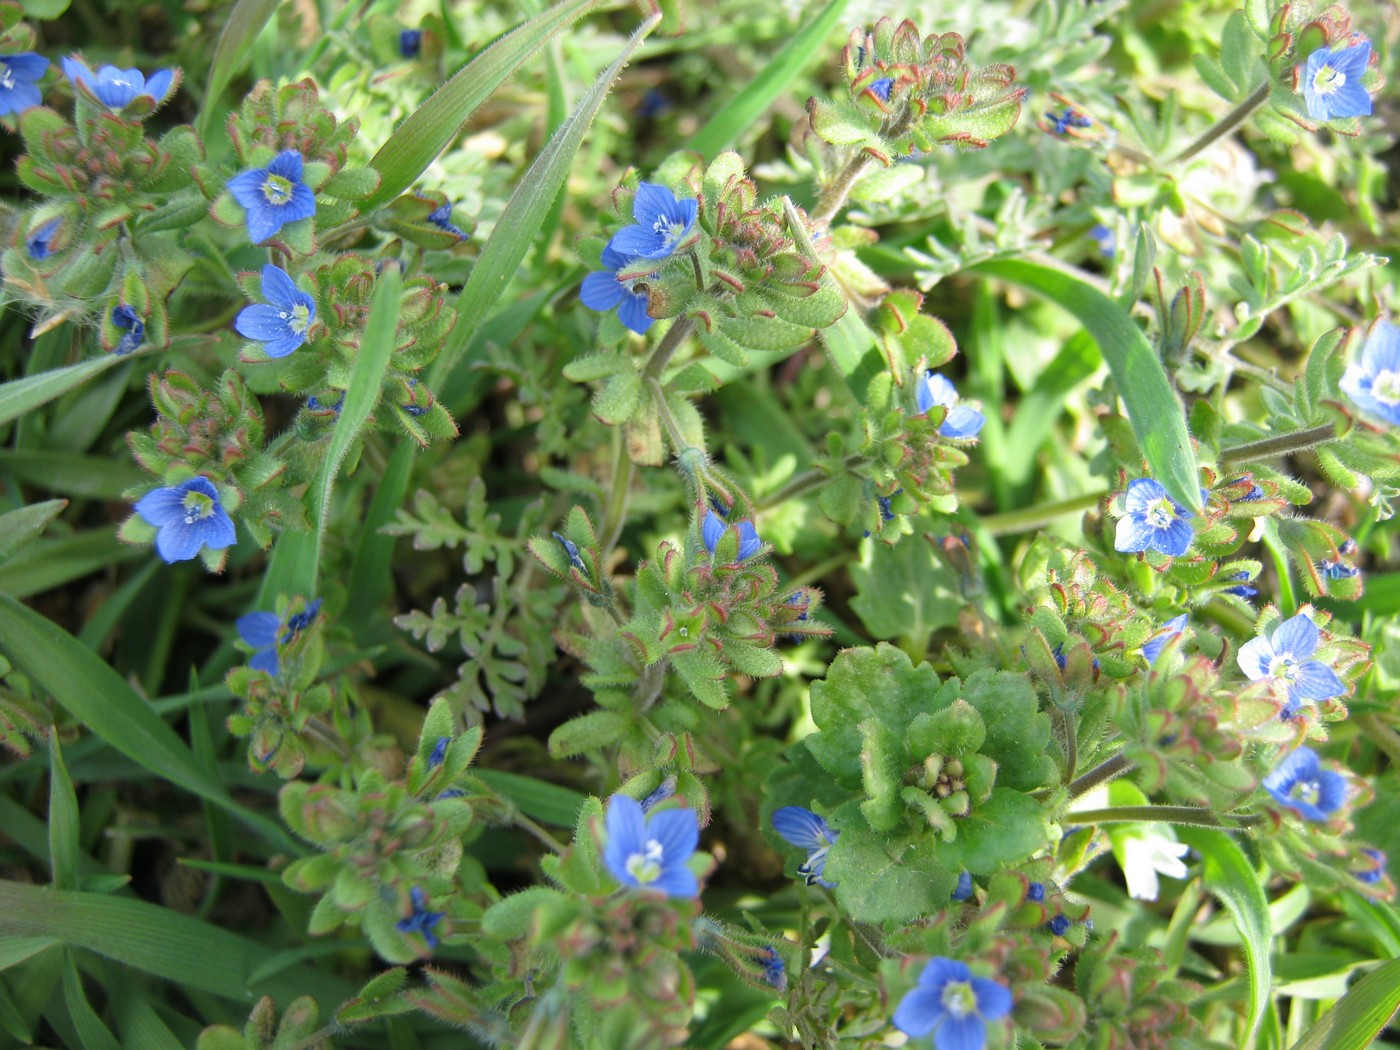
111, 304, 144, 355
915, 373, 985, 439
602, 794, 699, 897
1302, 42, 1372, 122
62, 57, 176, 110
640, 774, 677, 813
893, 956, 1013, 1050
607, 182, 697, 261
553, 531, 585, 570
226, 150, 316, 244
702, 510, 761, 561
1089, 223, 1115, 258
771, 806, 839, 888
1044, 107, 1092, 134
235, 264, 315, 359
1142, 613, 1189, 664
1114, 478, 1193, 557
427, 202, 466, 239
580, 244, 655, 334
1356, 848, 1387, 886
1238, 612, 1345, 716
951, 871, 974, 901
0, 53, 48, 116
427, 736, 449, 768
1317, 557, 1360, 580
396, 886, 445, 949
235, 598, 320, 675
1341, 320, 1400, 427
876, 493, 896, 521
868, 77, 894, 101
134, 477, 236, 563
1046, 915, 1072, 936
306, 392, 343, 413
759, 947, 786, 991
26, 218, 60, 260
1262, 747, 1347, 822
1222, 570, 1258, 600
1025, 881, 1045, 902
399, 29, 423, 59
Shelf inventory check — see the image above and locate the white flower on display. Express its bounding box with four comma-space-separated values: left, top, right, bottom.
1121, 832, 1190, 901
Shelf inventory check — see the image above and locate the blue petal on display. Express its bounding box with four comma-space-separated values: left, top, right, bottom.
1236, 635, 1275, 681
235, 304, 291, 342
225, 168, 266, 210
940, 404, 985, 439
918, 957, 969, 987
198, 505, 237, 551
922, 373, 958, 409
1271, 613, 1319, 661
736, 520, 762, 560
1123, 477, 1168, 513
647, 807, 699, 865
1263, 747, 1319, 800
1113, 515, 1154, 553
263, 331, 306, 360
61, 56, 93, 87
772, 806, 831, 850
650, 863, 698, 898
94, 67, 143, 108
7, 53, 49, 82
248, 647, 280, 676
1361, 321, 1400, 375
603, 795, 647, 885
616, 291, 653, 334
891, 984, 945, 1037
579, 270, 624, 310
632, 182, 678, 225
0, 81, 41, 114
970, 976, 1013, 1020
144, 68, 175, 104
1291, 660, 1344, 702
701, 511, 725, 553
237, 611, 282, 648
260, 264, 300, 308
134, 486, 185, 527
608, 224, 664, 259
1315, 768, 1348, 815
155, 520, 203, 562
1154, 517, 1194, 556
936, 1012, 988, 1050
266, 150, 305, 182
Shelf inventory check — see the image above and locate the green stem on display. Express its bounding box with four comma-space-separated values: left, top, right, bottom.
645, 377, 690, 454
1068, 805, 1257, 828
1058, 705, 1078, 788
1359, 714, 1400, 770
755, 454, 866, 512
481, 786, 566, 853
979, 489, 1107, 536
1218, 423, 1337, 468
1170, 81, 1273, 164
1067, 752, 1132, 800
599, 428, 634, 555
813, 153, 873, 225
642, 316, 696, 381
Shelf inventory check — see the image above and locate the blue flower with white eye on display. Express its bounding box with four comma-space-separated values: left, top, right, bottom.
1114, 478, 1193, 557
235, 265, 316, 359
580, 244, 655, 334
1237, 612, 1345, 717
915, 373, 985, 439
702, 510, 761, 561
226, 150, 316, 244
602, 794, 700, 897
62, 57, 177, 111
1341, 321, 1400, 427
607, 182, 697, 261
25, 218, 60, 260
1142, 613, 1188, 664
893, 956, 1013, 1050
771, 806, 839, 888
111, 305, 144, 355
0, 53, 48, 116
1301, 42, 1372, 122
1263, 747, 1347, 822
134, 477, 236, 563
396, 886, 445, 949
427, 202, 466, 240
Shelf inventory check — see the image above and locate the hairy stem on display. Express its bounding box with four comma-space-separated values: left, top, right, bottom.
980, 490, 1108, 536
645, 376, 691, 454
642, 315, 697, 381
755, 454, 867, 512
1219, 423, 1338, 468
1170, 81, 1272, 164
1068, 805, 1258, 828
813, 153, 873, 225
1067, 752, 1133, 800
599, 429, 634, 555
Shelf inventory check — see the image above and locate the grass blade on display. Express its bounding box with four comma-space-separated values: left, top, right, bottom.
0, 498, 67, 562
970, 258, 1201, 512
430, 11, 663, 387
363, 0, 600, 211
1289, 957, 1400, 1050
0, 355, 129, 429
1178, 827, 1272, 1042
345, 439, 415, 633
47, 735, 80, 891
198, 0, 280, 141
686, 0, 851, 158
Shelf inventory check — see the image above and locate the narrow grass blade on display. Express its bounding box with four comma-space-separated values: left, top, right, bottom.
364, 0, 600, 211
685, 0, 851, 157
970, 258, 1201, 512
0, 355, 129, 429
0, 938, 58, 971
310, 262, 403, 594
60, 949, 120, 1050
0, 498, 66, 562
1178, 827, 1272, 1042
345, 440, 415, 633
430, 11, 663, 386
0, 595, 297, 854
198, 0, 280, 141
0, 880, 356, 1007
0, 529, 146, 599
47, 735, 80, 891
1290, 957, 1400, 1050
256, 527, 318, 609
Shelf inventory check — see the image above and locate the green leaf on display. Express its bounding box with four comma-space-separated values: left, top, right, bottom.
364, 0, 601, 210
824, 823, 956, 924
934, 787, 1047, 872
0, 880, 355, 1006
1177, 827, 1272, 1042
61, 948, 121, 1050
0, 529, 146, 599
0, 498, 66, 562
47, 735, 80, 892
969, 258, 1200, 512
0, 595, 297, 855
0, 937, 58, 971
429, 11, 662, 387
198, 0, 280, 140
849, 536, 961, 654
0, 354, 130, 429
547, 710, 630, 758
1289, 957, 1400, 1050
685, 0, 851, 158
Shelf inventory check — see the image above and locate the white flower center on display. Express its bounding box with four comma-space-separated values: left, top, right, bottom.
262, 174, 294, 205
625, 837, 665, 884
941, 980, 974, 1019
1291, 778, 1320, 807
112, 77, 132, 88
181, 490, 215, 525
1313, 65, 1345, 96
0, 66, 14, 90
280, 302, 311, 334
1269, 654, 1297, 683
1372, 368, 1400, 406
651, 214, 686, 248
1145, 498, 1176, 529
